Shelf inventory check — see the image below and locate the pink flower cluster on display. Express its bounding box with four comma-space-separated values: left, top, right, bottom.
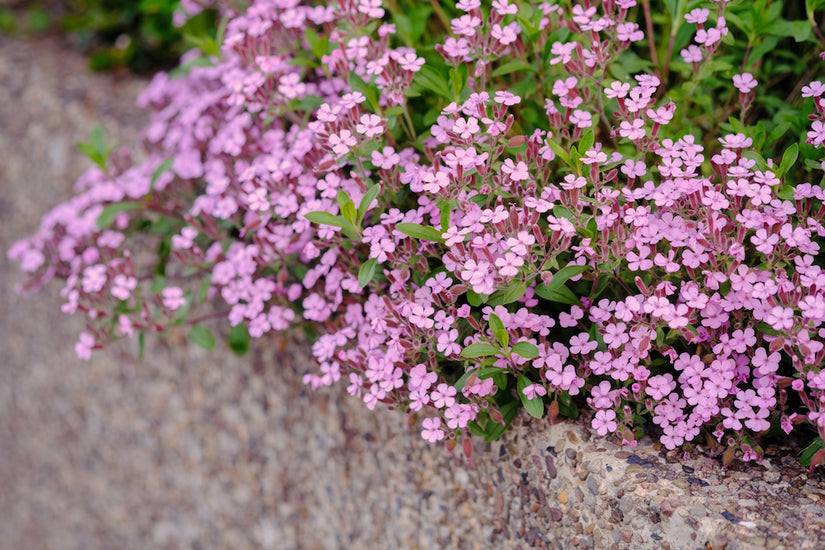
9, 0, 825, 464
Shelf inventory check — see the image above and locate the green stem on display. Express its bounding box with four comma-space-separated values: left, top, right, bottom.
428, 0, 452, 33
640, 0, 659, 69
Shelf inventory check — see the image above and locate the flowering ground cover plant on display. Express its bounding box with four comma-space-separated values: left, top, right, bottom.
10, 0, 825, 468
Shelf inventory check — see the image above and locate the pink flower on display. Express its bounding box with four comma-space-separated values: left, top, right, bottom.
549, 42, 576, 65
329, 130, 357, 156
491, 23, 520, 46
684, 8, 709, 24
162, 286, 186, 310
409, 364, 437, 392
494, 91, 521, 105
732, 73, 757, 94
522, 383, 547, 400
492, 0, 517, 16
680, 45, 702, 63
807, 121, 825, 147
765, 306, 794, 331
495, 252, 524, 277
371, 146, 400, 169
75, 332, 95, 360
409, 303, 435, 329
618, 119, 645, 140
604, 81, 630, 99
111, 274, 137, 300
592, 409, 618, 436
357, 0, 384, 18
421, 417, 445, 442
81, 264, 107, 294
355, 114, 384, 137
501, 159, 530, 181
451, 14, 482, 37
570, 109, 592, 128
802, 81, 825, 97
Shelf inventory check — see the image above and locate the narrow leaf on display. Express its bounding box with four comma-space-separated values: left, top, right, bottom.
96, 201, 144, 229
511, 341, 540, 359
358, 258, 378, 287
460, 342, 501, 358
518, 374, 545, 419
487, 281, 527, 306
534, 283, 579, 305
304, 210, 346, 228
778, 142, 799, 177
357, 184, 381, 222
228, 323, 250, 356
488, 313, 508, 348
542, 264, 589, 292
189, 324, 216, 350
395, 222, 445, 242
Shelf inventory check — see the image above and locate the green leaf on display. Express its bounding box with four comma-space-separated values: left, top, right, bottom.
728, 116, 747, 134
491, 59, 536, 77
484, 401, 519, 441
395, 222, 445, 242
304, 28, 329, 59
150, 157, 174, 188
552, 205, 576, 222
304, 210, 347, 228
337, 189, 357, 226
189, 324, 216, 350
799, 437, 825, 467
557, 391, 579, 418
534, 283, 579, 305
542, 264, 589, 292
488, 313, 508, 348
764, 19, 813, 42
358, 258, 378, 288
477, 365, 506, 379
449, 63, 469, 101
349, 73, 380, 112
487, 281, 527, 306
511, 341, 540, 359
439, 201, 452, 231
777, 185, 795, 200
392, 5, 431, 46
412, 64, 453, 101
778, 142, 799, 177
765, 121, 791, 147
578, 129, 595, 155
467, 419, 487, 437
96, 201, 145, 229
591, 273, 612, 299
460, 342, 501, 358
357, 184, 381, 222
228, 323, 250, 355
545, 139, 571, 165
518, 374, 544, 419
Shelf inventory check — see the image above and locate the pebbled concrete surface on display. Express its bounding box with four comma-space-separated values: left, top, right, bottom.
2, 34, 825, 550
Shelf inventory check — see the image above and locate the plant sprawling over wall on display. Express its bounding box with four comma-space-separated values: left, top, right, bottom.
10, 0, 825, 467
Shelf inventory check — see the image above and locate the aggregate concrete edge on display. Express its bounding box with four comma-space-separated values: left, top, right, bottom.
472, 416, 825, 550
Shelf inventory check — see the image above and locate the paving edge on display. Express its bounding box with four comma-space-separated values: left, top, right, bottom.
473, 417, 825, 550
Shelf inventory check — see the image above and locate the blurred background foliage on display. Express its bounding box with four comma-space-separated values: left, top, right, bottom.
0, 0, 215, 73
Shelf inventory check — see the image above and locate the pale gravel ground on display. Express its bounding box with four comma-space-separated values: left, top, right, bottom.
4, 34, 825, 550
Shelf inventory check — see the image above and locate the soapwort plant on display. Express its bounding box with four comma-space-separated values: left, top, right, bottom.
9, 0, 825, 467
